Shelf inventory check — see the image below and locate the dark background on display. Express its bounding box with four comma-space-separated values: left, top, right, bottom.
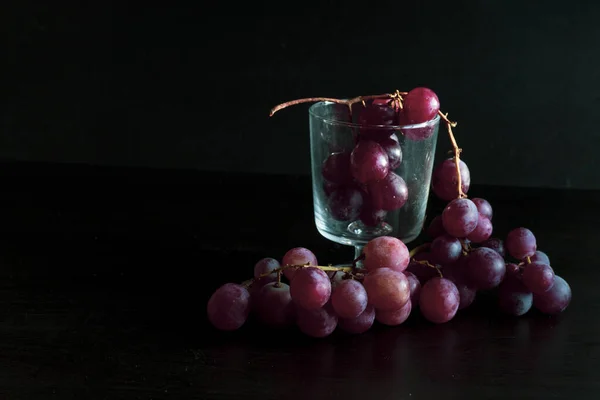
2, 1, 599, 189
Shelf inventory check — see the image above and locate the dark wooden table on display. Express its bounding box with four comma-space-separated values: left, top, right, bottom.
0, 161, 597, 399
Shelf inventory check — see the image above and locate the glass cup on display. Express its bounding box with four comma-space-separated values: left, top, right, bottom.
309, 101, 440, 260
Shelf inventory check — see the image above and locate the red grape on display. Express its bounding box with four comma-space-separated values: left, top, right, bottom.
442, 198, 479, 238
331, 279, 368, 319
322, 152, 352, 185
359, 203, 387, 227
464, 247, 506, 290
522, 262, 555, 294
530, 250, 550, 265
376, 300, 412, 326
426, 215, 446, 239
506, 227, 537, 260
363, 236, 410, 272
367, 172, 408, 211
356, 100, 397, 141
443, 259, 477, 310
533, 275, 572, 315
290, 267, 331, 310
282, 247, 318, 280
376, 134, 402, 170
404, 271, 421, 307
466, 215, 493, 243
431, 158, 471, 201
402, 87, 440, 124
430, 234, 463, 265
254, 257, 280, 279
338, 304, 376, 334
296, 303, 338, 338
472, 198, 493, 220
479, 237, 506, 258
207, 283, 251, 331
363, 268, 410, 311
327, 186, 363, 221
419, 277, 460, 324
497, 276, 533, 316
350, 140, 390, 184
255, 282, 296, 328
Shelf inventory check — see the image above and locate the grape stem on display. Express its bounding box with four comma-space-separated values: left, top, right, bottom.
412, 259, 443, 278
437, 111, 466, 199
409, 243, 431, 258
526, 256, 532, 264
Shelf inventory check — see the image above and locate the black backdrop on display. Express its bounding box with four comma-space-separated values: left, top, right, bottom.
3, 2, 599, 189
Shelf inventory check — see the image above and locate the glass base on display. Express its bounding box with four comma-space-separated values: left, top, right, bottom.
347, 220, 393, 236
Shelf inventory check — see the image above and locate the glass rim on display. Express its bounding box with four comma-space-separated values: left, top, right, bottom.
308, 100, 440, 130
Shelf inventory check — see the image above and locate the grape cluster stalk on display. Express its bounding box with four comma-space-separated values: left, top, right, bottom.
207, 88, 572, 337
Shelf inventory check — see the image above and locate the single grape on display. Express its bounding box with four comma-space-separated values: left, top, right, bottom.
404, 271, 421, 307
356, 100, 397, 141
426, 215, 446, 239
254, 257, 280, 279
338, 304, 375, 334
505, 227, 537, 260
350, 140, 390, 184
419, 277, 460, 324
331, 279, 368, 319
376, 300, 412, 326
479, 237, 506, 258
207, 283, 251, 331
466, 215, 493, 243
367, 172, 408, 211
255, 282, 296, 328
327, 186, 363, 221
442, 198, 479, 238
399, 116, 437, 141
530, 250, 550, 265
322, 152, 353, 185
533, 275, 572, 315
282, 247, 318, 280
363, 268, 410, 311
290, 267, 331, 310
296, 302, 338, 338
359, 203, 387, 227
431, 158, 471, 201
443, 259, 476, 310
522, 262, 555, 294
363, 236, 410, 272
497, 277, 533, 316
430, 234, 463, 265
376, 134, 402, 170
506, 263, 521, 278
402, 87, 440, 124
406, 252, 440, 284
464, 247, 506, 290
472, 198, 493, 220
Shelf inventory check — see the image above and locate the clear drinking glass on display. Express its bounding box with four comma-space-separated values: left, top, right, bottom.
309, 101, 440, 260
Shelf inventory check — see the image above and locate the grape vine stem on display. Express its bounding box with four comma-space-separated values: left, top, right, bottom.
409, 243, 430, 258
437, 111, 466, 199
413, 259, 443, 278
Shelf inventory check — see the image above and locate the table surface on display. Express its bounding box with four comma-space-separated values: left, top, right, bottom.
0, 161, 597, 399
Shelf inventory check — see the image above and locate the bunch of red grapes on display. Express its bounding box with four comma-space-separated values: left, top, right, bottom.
207, 88, 572, 338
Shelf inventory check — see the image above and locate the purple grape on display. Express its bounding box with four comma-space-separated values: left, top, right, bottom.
290, 267, 331, 310
363, 268, 410, 311
479, 237, 506, 258
255, 282, 296, 328
376, 300, 412, 326
431, 158, 471, 201
430, 234, 463, 265
331, 279, 368, 319
498, 276, 533, 316
327, 186, 363, 221
472, 198, 493, 220
522, 262, 555, 294
377, 134, 402, 170
506, 227, 537, 260
464, 247, 506, 290
296, 303, 338, 338
530, 250, 550, 265
404, 271, 421, 307
322, 180, 338, 197
426, 215, 446, 239
443, 259, 477, 310
466, 215, 493, 244
254, 257, 280, 279
533, 275, 572, 315
419, 277, 460, 324
350, 140, 390, 184
207, 283, 251, 331
338, 304, 376, 334
322, 152, 352, 185
363, 236, 410, 272
367, 172, 408, 211
506, 263, 521, 278
442, 198, 479, 238
359, 203, 387, 227
282, 247, 318, 281
406, 252, 440, 284
356, 100, 397, 141
402, 87, 440, 124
